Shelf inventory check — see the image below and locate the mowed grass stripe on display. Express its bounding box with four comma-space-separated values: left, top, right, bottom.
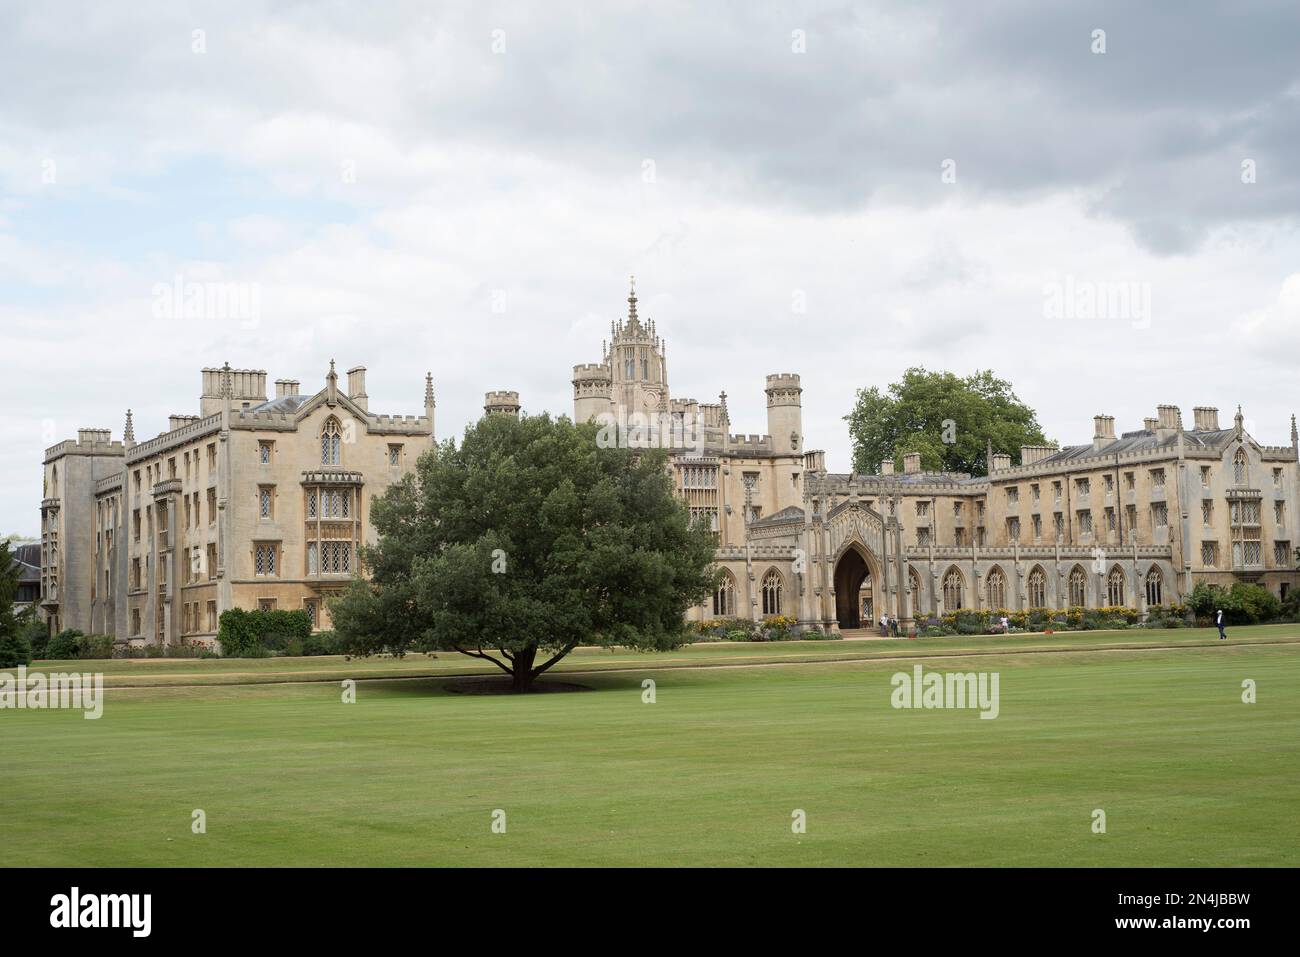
24, 624, 1300, 689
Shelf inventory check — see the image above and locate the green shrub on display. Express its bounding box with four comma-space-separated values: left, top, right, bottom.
952, 610, 990, 635
1188, 581, 1282, 625
75, 634, 115, 659
301, 631, 338, 656
17, 620, 48, 659
45, 629, 83, 660
217, 608, 312, 657
0, 631, 32, 667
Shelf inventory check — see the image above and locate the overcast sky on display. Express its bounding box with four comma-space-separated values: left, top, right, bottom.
3, 0, 1299, 536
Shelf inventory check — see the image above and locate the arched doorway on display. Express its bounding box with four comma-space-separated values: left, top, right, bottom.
834, 547, 871, 629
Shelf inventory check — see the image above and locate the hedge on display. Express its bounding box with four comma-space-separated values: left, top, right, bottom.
217, 608, 312, 657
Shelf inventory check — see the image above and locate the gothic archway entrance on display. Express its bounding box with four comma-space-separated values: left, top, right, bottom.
834, 547, 870, 629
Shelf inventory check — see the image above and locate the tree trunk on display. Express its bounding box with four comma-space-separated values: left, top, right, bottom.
511, 644, 538, 693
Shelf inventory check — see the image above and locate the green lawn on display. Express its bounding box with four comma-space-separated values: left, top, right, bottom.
3, 625, 1298, 866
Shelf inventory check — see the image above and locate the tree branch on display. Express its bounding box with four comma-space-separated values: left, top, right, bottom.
532, 638, 581, 679
452, 644, 514, 676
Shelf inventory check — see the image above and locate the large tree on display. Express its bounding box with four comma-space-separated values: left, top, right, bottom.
845, 367, 1050, 475
330, 413, 718, 692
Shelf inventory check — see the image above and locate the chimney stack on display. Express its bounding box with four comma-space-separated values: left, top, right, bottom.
990, 453, 1012, 471
1020, 445, 1056, 466
1193, 406, 1220, 431
880, 459, 895, 476
275, 379, 301, 399
1093, 414, 1115, 449
903, 452, 922, 474
347, 366, 368, 411
1156, 404, 1181, 435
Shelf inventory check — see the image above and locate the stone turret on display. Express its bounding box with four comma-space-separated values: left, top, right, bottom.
572, 362, 612, 423
484, 390, 521, 418
765, 373, 803, 455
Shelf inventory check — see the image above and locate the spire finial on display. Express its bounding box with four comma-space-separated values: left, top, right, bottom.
627, 275, 638, 323
124, 409, 135, 443
425, 371, 435, 408
1291, 413, 1297, 445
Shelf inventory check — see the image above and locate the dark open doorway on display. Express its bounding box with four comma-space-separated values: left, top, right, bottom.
834, 548, 870, 629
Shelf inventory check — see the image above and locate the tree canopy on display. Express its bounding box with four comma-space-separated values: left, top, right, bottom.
330, 413, 719, 692
845, 367, 1050, 475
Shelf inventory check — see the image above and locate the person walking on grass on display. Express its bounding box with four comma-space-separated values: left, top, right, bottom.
879, 612, 889, 637
1216, 608, 1227, 640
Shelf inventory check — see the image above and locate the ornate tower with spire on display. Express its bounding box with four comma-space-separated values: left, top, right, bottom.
573, 277, 670, 423
609, 276, 669, 416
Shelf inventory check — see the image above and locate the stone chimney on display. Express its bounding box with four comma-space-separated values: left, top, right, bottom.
903, 452, 922, 474
880, 459, 895, 476
803, 449, 826, 473
1144, 417, 1159, 432
77, 428, 111, 445
1020, 445, 1056, 466
1092, 414, 1116, 449
990, 453, 1012, 471
1156, 404, 1182, 437
168, 414, 200, 431
275, 379, 301, 399
347, 366, 368, 411
1193, 406, 1220, 431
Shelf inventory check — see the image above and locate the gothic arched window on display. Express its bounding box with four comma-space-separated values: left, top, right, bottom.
1107, 566, 1125, 606
1234, 448, 1248, 485
1028, 566, 1047, 608
1069, 566, 1087, 607
761, 569, 784, 616
943, 567, 965, 610
321, 418, 342, 466
1145, 566, 1163, 607
986, 567, 1006, 610
713, 570, 736, 617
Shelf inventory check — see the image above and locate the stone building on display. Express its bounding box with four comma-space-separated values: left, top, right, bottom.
40, 362, 435, 647
573, 283, 1300, 633
39, 283, 1300, 645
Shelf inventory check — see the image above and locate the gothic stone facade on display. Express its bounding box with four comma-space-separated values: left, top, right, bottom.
41, 286, 1300, 645
41, 363, 435, 647
574, 286, 1300, 632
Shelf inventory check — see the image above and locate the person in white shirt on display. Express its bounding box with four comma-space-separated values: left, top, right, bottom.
1216, 608, 1226, 640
